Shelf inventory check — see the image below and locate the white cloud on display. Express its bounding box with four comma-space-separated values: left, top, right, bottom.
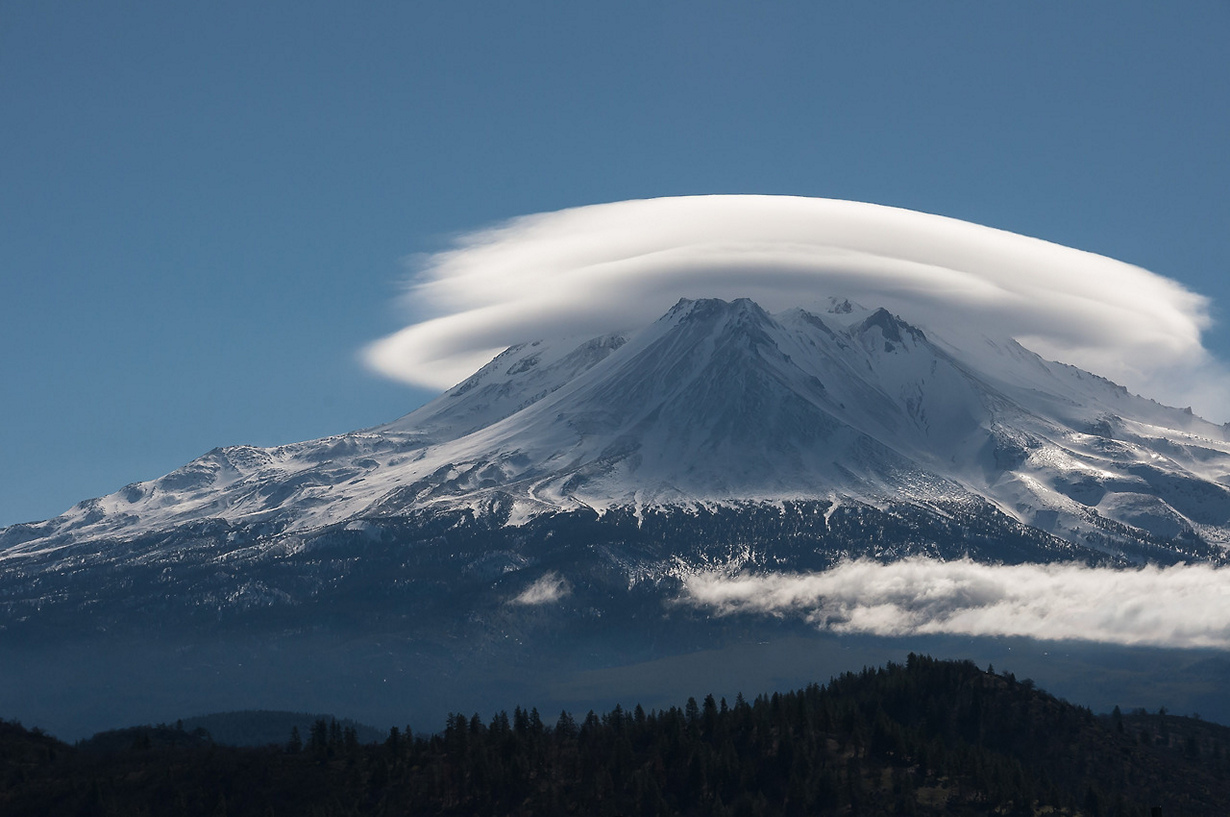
680, 558, 1230, 649
364, 195, 1228, 419
510, 571, 571, 606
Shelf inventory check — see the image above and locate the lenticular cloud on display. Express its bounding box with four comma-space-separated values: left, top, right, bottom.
680, 558, 1230, 649
365, 195, 1223, 416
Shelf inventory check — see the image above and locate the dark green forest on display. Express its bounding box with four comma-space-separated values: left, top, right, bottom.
3, 655, 1228, 816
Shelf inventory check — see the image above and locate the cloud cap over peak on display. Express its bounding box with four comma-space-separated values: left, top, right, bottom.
365, 195, 1224, 418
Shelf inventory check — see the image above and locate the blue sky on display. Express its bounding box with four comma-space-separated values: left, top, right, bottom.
2, 2, 1228, 527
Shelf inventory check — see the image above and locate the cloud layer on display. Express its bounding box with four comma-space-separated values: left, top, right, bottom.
681, 558, 1230, 649
364, 195, 1226, 417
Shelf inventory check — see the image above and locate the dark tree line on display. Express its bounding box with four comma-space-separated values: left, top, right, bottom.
3, 655, 1229, 815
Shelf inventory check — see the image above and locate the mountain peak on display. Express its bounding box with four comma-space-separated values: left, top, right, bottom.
855, 307, 927, 346
668, 297, 770, 324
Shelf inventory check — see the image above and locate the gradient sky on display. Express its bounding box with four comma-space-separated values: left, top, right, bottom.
2, 2, 1228, 527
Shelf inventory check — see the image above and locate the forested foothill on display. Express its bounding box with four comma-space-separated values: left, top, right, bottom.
2, 655, 1227, 816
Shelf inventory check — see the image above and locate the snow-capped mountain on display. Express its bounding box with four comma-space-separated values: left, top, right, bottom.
7, 295, 1230, 739
5, 296, 1229, 568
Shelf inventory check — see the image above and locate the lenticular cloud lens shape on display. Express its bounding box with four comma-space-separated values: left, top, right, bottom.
364, 195, 1223, 418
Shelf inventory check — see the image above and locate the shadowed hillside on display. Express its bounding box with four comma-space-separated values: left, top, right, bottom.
2, 656, 1228, 815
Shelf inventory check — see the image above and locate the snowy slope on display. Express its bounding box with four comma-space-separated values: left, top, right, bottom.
5, 297, 1230, 566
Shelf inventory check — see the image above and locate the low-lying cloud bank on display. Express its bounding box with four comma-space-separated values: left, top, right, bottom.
365, 195, 1228, 418
680, 558, 1230, 650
